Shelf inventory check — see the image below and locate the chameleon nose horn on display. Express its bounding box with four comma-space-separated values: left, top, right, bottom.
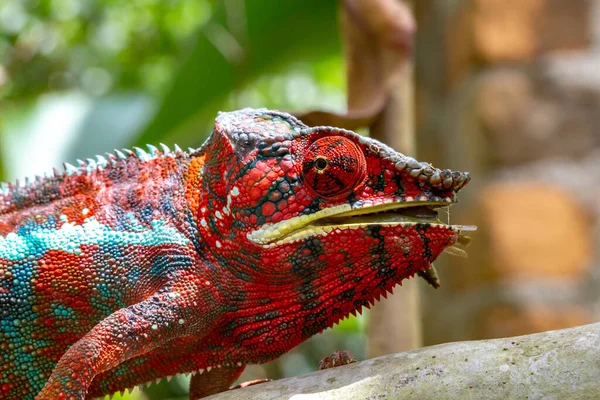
391, 154, 471, 192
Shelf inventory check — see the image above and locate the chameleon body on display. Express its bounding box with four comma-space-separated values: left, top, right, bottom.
0, 109, 472, 399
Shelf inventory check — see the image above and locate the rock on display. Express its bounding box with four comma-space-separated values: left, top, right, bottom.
481, 182, 593, 279
477, 303, 594, 339
476, 68, 600, 165
471, 0, 591, 63
472, 0, 544, 63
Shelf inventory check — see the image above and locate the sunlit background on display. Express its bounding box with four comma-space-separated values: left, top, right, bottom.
2, 0, 600, 399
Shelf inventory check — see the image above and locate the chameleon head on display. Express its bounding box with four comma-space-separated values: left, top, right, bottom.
198, 108, 475, 361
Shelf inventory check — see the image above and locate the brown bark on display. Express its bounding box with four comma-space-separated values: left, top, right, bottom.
341, 0, 421, 355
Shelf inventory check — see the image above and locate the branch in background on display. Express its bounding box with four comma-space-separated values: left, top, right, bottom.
296, 0, 415, 130
136, 0, 342, 148
355, 0, 421, 357
206, 323, 600, 399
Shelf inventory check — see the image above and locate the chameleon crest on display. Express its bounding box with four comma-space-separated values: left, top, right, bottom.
0, 109, 474, 399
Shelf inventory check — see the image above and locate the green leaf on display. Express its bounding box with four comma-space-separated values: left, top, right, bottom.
135, 0, 341, 148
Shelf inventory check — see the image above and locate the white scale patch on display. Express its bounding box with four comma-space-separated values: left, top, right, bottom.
0, 217, 189, 261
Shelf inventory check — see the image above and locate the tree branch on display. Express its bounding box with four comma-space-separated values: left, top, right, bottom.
207, 323, 600, 399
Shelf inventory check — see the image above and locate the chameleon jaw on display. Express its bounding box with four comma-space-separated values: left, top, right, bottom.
247, 200, 476, 248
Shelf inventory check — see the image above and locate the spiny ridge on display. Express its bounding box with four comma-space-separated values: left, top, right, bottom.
0, 143, 192, 215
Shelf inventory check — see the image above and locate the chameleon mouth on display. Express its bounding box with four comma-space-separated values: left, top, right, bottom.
247, 200, 476, 248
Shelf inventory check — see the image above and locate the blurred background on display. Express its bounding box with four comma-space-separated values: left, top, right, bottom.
1, 0, 599, 399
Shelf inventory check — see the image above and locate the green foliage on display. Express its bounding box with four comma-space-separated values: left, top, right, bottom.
136, 0, 342, 148
0, 0, 211, 99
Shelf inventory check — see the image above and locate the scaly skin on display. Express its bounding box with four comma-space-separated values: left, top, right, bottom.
0, 108, 472, 399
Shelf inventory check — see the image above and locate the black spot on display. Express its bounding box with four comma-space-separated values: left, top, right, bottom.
376, 265, 395, 281
303, 198, 322, 215
290, 238, 325, 275
306, 309, 327, 322
299, 290, 316, 300
302, 301, 318, 310
228, 291, 246, 302
326, 137, 345, 150
315, 157, 328, 171
301, 316, 328, 339
353, 299, 369, 309
222, 320, 238, 336
303, 160, 316, 174
339, 288, 355, 301
254, 311, 279, 322
416, 223, 433, 259
394, 173, 407, 195
329, 155, 358, 173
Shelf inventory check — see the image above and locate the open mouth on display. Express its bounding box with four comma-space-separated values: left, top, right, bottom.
247, 200, 477, 288
316, 203, 444, 227
247, 200, 476, 248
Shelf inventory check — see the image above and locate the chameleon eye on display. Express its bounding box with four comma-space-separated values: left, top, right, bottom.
302, 136, 367, 198
314, 157, 328, 171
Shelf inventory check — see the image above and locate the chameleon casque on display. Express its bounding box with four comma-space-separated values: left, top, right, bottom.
0, 108, 473, 399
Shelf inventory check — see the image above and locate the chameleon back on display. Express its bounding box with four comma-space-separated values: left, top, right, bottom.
0, 150, 195, 398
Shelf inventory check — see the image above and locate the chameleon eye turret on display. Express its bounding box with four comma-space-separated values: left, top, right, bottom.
301, 135, 367, 198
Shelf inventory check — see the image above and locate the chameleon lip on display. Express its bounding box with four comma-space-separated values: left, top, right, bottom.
247, 200, 476, 247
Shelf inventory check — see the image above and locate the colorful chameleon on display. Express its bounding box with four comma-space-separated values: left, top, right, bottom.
0, 108, 473, 399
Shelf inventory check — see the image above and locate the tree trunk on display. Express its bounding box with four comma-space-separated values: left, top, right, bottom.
344, 0, 422, 355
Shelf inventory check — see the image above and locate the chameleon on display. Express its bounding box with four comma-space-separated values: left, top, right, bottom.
0, 108, 474, 399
